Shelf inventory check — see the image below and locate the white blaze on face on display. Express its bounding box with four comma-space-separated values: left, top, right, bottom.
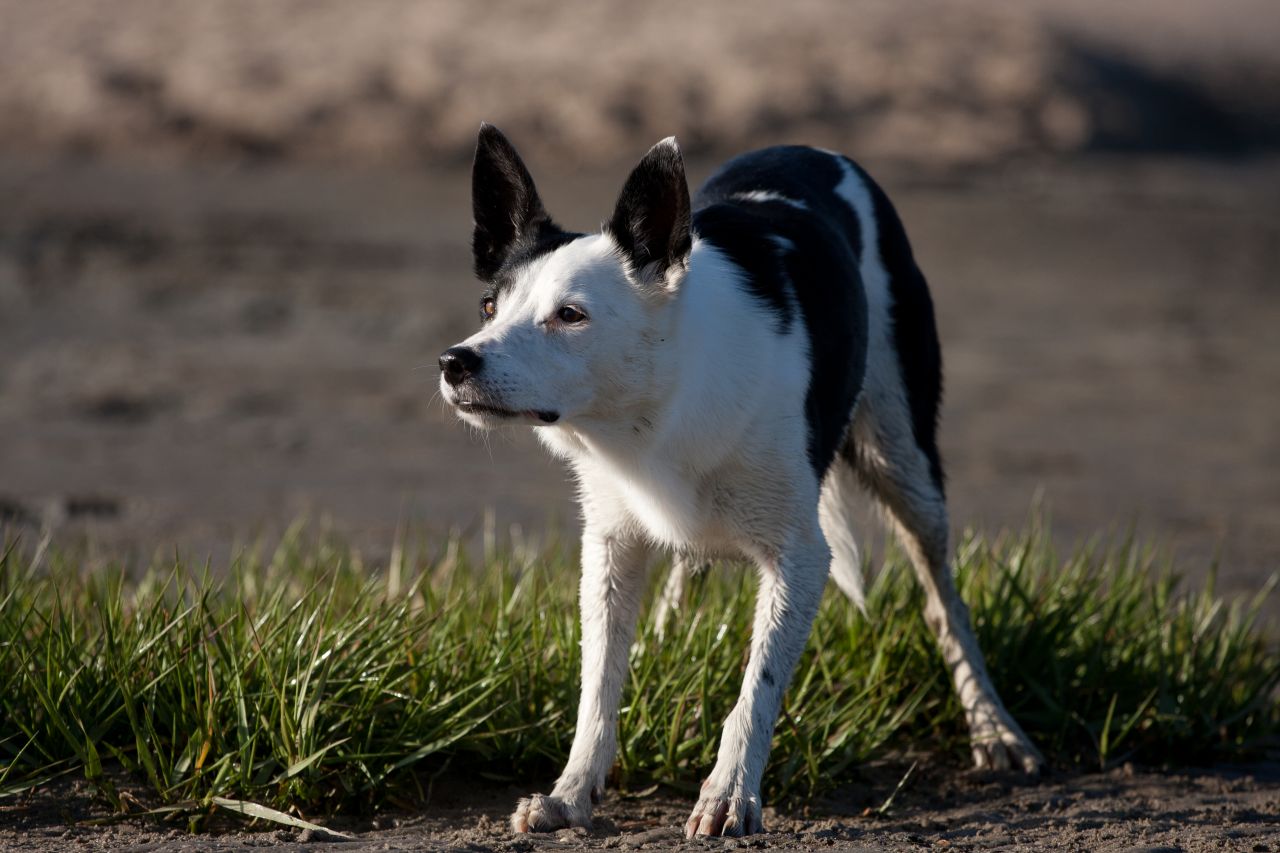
445, 234, 660, 425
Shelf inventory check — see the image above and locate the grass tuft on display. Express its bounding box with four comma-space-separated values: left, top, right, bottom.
0, 521, 1276, 818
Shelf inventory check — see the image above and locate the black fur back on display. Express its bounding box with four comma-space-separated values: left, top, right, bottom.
693, 146, 943, 489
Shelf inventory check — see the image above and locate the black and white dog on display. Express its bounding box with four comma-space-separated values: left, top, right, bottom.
439, 125, 1041, 838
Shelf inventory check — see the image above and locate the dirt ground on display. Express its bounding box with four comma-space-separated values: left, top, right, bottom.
3, 761, 1280, 852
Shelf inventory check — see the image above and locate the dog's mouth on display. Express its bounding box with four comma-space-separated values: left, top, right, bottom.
454, 399, 560, 424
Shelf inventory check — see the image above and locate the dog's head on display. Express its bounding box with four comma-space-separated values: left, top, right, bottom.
439, 123, 691, 430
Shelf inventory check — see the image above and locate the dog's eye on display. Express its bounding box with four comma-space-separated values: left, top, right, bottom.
556, 305, 587, 324
480, 297, 496, 321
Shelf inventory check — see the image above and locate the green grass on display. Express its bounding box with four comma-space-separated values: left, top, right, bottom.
0, 520, 1277, 820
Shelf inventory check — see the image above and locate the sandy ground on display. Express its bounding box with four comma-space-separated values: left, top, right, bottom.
2, 0, 1278, 170
3, 761, 1280, 851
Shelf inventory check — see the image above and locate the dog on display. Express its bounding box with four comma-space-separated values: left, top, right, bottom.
439, 124, 1042, 838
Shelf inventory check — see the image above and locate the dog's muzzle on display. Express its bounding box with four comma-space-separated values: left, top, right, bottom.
439, 346, 482, 386
438, 347, 560, 424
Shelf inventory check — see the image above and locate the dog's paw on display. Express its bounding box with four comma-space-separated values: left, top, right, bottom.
684, 788, 763, 838
510, 793, 591, 834
970, 724, 1045, 776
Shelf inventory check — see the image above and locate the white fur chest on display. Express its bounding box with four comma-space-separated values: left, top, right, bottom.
540, 427, 717, 547
533, 237, 814, 552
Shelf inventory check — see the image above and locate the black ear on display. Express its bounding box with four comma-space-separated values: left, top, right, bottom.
606, 137, 691, 280
471, 123, 552, 281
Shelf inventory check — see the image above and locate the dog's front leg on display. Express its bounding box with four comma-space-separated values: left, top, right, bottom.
685, 531, 828, 838
511, 526, 648, 833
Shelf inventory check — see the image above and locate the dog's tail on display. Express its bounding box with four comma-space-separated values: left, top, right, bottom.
819, 463, 867, 611
826, 529, 866, 612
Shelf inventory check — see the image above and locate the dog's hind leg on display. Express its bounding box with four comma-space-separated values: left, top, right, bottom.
511, 526, 649, 832
848, 407, 1044, 775
651, 553, 689, 640
651, 554, 712, 640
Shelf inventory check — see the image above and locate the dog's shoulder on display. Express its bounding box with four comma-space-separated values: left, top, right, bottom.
688, 147, 871, 476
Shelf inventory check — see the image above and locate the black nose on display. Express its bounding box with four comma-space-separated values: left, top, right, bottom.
439, 346, 483, 386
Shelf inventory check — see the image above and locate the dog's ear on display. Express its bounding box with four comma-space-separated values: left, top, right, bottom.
607, 137, 691, 284
472, 123, 552, 281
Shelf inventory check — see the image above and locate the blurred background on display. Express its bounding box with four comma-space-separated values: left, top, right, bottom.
0, 1, 1277, 607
